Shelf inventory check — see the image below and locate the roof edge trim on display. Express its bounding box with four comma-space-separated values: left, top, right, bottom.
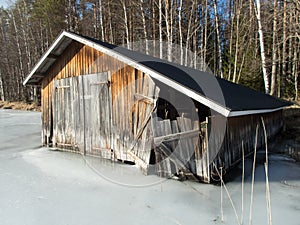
228, 107, 285, 117
23, 31, 69, 86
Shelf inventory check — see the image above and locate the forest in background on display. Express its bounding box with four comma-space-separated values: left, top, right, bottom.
0, 0, 299, 102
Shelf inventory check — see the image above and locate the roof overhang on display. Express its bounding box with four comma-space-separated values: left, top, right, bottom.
23, 32, 74, 85
23, 31, 287, 117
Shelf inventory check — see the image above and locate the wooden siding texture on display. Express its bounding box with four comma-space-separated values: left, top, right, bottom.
210, 110, 283, 179
41, 42, 159, 169
150, 111, 283, 182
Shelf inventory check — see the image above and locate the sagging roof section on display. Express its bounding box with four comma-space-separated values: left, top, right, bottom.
23, 31, 290, 117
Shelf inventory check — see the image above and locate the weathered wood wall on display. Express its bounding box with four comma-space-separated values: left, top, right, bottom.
151, 115, 207, 178
41, 41, 159, 169
53, 73, 112, 158
211, 110, 284, 174
150, 110, 284, 183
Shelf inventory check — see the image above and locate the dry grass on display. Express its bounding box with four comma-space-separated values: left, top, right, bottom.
0, 101, 41, 111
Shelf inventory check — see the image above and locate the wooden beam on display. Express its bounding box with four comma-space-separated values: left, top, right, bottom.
154, 129, 200, 146
134, 93, 155, 105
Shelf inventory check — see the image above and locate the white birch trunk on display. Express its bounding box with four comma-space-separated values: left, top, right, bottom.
170, 0, 174, 61
237, 52, 246, 84
193, 33, 197, 69
293, 44, 298, 100
232, 0, 241, 83
213, 0, 223, 78
281, 0, 287, 96
99, 0, 105, 41
0, 71, 5, 101
228, 0, 234, 81
254, 0, 270, 94
159, 0, 163, 59
152, 0, 156, 57
164, 0, 172, 62
140, 0, 149, 54
178, 0, 183, 65
294, 6, 299, 100
288, 12, 293, 77
203, 0, 208, 71
270, 0, 278, 96
122, 0, 130, 49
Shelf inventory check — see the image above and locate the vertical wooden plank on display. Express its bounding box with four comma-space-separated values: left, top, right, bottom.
193, 121, 202, 177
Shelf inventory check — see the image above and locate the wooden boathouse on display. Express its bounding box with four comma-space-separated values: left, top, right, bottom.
24, 31, 289, 183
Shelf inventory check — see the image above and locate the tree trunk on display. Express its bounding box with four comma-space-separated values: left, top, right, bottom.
121, 0, 130, 49
170, 0, 174, 57
227, 0, 234, 81
152, 0, 156, 57
165, 0, 172, 61
213, 0, 223, 78
232, 0, 241, 83
254, 0, 270, 94
107, 1, 114, 43
288, 9, 293, 80
293, 43, 298, 100
249, 0, 254, 40
237, 52, 246, 84
99, 0, 105, 41
281, 0, 287, 96
203, 0, 208, 71
0, 70, 5, 101
178, 0, 183, 65
294, 4, 299, 100
193, 31, 197, 69
140, 0, 149, 54
159, 0, 163, 59
270, 0, 278, 96
185, 1, 195, 66
11, 10, 25, 99
19, 1, 31, 70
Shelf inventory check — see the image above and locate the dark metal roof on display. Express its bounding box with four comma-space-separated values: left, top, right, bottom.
24, 31, 291, 117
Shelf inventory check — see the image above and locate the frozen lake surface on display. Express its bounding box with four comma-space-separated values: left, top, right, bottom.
0, 109, 300, 225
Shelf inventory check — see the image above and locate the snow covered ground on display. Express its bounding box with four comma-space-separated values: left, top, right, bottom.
0, 109, 300, 225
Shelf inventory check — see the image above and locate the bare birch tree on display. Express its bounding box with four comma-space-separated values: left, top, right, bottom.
281, 0, 287, 97
98, 0, 105, 40
139, 0, 149, 54
164, 0, 172, 61
254, 0, 270, 94
232, 0, 242, 83
159, 0, 163, 59
213, 0, 223, 78
121, 0, 130, 49
270, 0, 278, 96
178, 0, 183, 65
